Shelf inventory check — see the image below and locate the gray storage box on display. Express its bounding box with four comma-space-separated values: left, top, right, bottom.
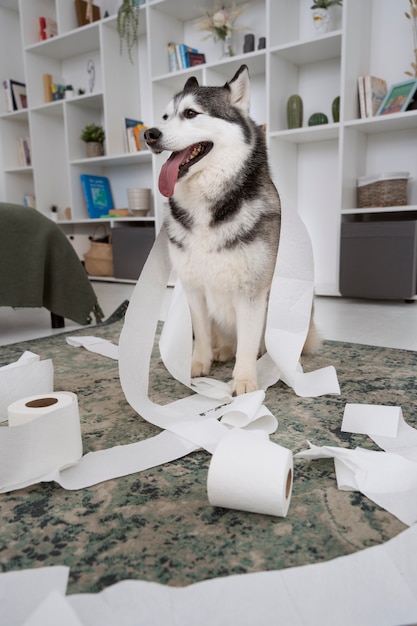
112, 224, 155, 280
340, 220, 417, 300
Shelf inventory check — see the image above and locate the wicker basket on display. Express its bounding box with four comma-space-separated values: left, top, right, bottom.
84, 232, 113, 277
357, 172, 410, 208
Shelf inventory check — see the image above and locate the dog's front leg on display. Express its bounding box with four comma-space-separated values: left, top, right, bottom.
186, 290, 213, 378
232, 293, 268, 396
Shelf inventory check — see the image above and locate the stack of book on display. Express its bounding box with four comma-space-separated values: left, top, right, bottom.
168, 43, 206, 72
358, 76, 387, 118
124, 118, 148, 152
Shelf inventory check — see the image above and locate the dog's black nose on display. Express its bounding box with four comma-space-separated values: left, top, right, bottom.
144, 127, 162, 145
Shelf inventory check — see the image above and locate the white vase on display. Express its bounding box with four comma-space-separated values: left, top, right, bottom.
220, 33, 235, 58
312, 6, 340, 34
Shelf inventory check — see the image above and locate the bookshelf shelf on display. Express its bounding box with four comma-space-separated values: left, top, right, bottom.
0, 0, 415, 293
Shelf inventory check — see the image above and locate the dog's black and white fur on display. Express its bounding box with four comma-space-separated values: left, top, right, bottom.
145, 65, 320, 395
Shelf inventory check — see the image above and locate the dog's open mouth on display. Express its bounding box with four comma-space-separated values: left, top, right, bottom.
158, 141, 213, 198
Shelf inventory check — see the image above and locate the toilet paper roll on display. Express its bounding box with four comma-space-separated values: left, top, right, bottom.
207, 429, 293, 517
0, 392, 82, 492
8, 392, 74, 426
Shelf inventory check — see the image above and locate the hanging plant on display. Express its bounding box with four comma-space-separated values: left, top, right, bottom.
117, 0, 140, 64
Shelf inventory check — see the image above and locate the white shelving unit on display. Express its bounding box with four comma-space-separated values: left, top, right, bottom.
0, 0, 416, 293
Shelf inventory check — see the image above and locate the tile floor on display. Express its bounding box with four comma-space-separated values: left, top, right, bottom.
1, 281, 417, 351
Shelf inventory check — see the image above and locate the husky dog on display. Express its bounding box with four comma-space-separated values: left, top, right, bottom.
145, 65, 319, 395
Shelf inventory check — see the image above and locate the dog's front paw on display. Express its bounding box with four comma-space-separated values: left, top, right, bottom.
213, 345, 235, 363
232, 378, 258, 396
191, 360, 212, 377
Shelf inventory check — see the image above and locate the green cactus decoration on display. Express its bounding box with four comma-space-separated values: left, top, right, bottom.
308, 112, 328, 126
287, 94, 303, 129
332, 96, 340, 122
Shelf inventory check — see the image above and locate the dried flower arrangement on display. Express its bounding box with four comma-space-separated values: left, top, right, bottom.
195, 2, 249, 56
405, 0, 417, 77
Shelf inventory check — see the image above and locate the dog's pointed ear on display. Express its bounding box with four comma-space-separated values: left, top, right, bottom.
225, 65, 250, 115
184, 76, 199, 92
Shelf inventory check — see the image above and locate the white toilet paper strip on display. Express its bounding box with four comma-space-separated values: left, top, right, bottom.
342, 403, 417, 461
296, 404, 417, 525
0, 352, 53, 422
3, 525, 417, 626
0, 206, 339, 507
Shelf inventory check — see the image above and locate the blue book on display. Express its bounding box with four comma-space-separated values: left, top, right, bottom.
80, 174, 114, 218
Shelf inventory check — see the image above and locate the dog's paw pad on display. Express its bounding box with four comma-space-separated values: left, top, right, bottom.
191, 361, 211, 377
232, 379, 258, 396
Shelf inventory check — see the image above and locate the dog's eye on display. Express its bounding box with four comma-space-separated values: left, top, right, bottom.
162, 114, 168, 120
183, 109, 199, 119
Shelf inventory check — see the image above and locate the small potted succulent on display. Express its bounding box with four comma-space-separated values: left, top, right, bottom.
64, 84, 74, 99
310, 0, 342, 34
80, 123, 105, 157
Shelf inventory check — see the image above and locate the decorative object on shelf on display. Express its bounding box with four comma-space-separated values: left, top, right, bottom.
357, 172, 410, 208
310, 0, 342, 34
195, 2, 249, 58
331, 96, 340, 122
75, 0, 100, 27
87, 59, 95, 93
127, 187, 151, 216
308, 112, 328, 125
376, 78, 417, 115
258, 36, 266, 49
50, 205, 58, 222
64, 85, 74, 99
80, 123, 105, 157
287, 94, 303, 129
243, 33, 255, 53
117, 0, 140, 64
405, 0, 417, 77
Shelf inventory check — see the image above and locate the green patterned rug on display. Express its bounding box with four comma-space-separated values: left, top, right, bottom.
0, 304, 413, 594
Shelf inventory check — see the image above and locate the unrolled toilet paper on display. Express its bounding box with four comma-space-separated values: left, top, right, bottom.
207, 429, 293, 517
0, 392, 82, 492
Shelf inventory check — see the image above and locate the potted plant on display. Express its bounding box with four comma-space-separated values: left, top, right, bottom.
310, 0, 342, 34
117, 0, 141, 64
64, 84, 74, 99
80, 123, 105, 158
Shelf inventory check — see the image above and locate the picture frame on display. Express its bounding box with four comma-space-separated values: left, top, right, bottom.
10, 80, 27, 110
376, 78, 417, 116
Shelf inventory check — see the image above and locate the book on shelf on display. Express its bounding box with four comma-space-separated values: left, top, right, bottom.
2, 80, 13, 112
124, 118, 148, 152
38, 16, 58, 40
2, 79, 27, 112
17, 137, 31, 167
358, 76, 387, 118
23, 194, 35, 208
167, 43, 205, 71
80, 174, 114, 218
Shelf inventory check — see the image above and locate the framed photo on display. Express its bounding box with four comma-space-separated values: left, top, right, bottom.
376, 79, 417, 115
10, 80, 27, 110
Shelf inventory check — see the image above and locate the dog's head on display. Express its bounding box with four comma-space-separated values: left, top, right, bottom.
144, 65, 252, 198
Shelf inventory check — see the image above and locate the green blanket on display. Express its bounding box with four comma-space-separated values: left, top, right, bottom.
0, 203, 103, 325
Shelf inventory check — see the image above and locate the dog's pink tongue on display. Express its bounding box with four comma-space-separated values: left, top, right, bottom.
158, 148, 191, 198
